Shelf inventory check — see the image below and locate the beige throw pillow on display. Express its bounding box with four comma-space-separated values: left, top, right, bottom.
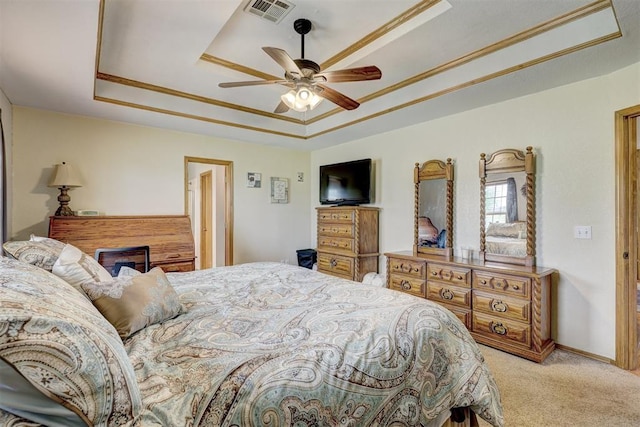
81, 267, 183, 339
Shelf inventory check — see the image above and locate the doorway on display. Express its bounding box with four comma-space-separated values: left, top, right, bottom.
184, 156, 233, 268
200, 170, 213, 269
615, 104, 640, 370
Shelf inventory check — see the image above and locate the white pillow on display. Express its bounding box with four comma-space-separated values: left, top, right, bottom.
52, 244, 112, 294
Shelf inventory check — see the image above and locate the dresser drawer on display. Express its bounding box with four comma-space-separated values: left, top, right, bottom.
153, 260, 194, 273
389, 274, 425, 297
472, 291, 530, 323
473, 271, 530, 298
427, 282, 471, 308
317, 252, 354, 279
317, 236, 354, 253
318, 223, 355, 238
427, 263, 471, 287
388, 258, 426, 278
318, 209, 355, 222
444, 305, 471, 329
472, 312, 531, 347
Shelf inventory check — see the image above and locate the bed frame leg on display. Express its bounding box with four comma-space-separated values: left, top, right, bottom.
442, 408, 479, 427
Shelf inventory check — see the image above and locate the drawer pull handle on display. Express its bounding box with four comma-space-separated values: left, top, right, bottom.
414, 267, 420, 273
491, 300, 508, 313
330, 259, 337, 268
490, 322, 508, 335
512, 285, 520, 290
479, 279, 487, 285
431, 271, 438, 276
401, 280, 411, 290
440, 289, 454, 300
457, 275, 463, 280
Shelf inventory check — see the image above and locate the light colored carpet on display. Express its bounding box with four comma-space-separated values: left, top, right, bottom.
476, 345, 640, 426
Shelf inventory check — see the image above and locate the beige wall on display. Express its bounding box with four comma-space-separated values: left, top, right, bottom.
11, 108, 312, 265
311, 62, 640, 359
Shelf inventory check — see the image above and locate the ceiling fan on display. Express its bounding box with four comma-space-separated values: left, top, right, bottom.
218, 18, 382, 114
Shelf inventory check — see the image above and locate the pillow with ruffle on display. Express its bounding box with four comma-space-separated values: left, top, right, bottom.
81, 267, 184, 340
2, 235, 65, 271
51, 243, 112, 294
0, 256, 142, 426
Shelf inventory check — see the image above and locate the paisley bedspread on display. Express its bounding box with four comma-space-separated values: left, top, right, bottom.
125, 262, 503, 427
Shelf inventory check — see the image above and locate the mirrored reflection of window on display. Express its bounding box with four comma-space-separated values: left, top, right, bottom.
485, 181, 507, 226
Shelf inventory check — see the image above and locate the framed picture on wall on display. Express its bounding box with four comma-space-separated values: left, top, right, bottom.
247, 172, 261, 188
270, 177, 289, 203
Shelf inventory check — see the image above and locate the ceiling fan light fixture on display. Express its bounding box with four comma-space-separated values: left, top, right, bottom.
281, 84, 323, 112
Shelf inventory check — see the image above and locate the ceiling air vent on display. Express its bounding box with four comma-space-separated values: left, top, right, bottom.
244, 0, 294, 24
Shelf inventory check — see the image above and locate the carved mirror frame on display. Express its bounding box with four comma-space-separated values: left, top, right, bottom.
414, 159, 454, 258
479, 147, 535, 266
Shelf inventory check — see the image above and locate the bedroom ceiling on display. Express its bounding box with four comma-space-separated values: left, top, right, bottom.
0, 0, 639, 151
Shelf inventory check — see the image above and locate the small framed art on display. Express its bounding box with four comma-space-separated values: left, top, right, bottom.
270, 177, 289, 203
247, 172, 261, 188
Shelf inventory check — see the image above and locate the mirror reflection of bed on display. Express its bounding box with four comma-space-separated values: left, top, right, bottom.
484, 171, 527, 257
414, 159, 454, 258
418, 179, 447, 247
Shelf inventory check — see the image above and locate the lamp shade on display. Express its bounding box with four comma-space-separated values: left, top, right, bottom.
48, 162, 83, 188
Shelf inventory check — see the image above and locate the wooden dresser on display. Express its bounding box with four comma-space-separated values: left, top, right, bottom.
316, 206, 379, 281
385, 251, 556, 362
49, 215, 195, 273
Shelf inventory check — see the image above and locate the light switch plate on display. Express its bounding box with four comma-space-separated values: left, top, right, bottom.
574, 225, 592, 239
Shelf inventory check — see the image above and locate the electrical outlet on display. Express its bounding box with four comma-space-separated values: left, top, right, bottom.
574, 225, 592, 239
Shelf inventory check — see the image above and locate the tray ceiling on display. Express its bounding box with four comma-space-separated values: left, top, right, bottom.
1, 0, 639, 150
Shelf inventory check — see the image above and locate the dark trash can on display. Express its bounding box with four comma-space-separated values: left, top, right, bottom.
296, 249, 317, 269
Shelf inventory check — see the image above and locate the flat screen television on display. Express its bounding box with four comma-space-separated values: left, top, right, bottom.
319, 158, 372, 206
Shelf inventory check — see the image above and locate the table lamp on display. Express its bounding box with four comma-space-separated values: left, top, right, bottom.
48, 162, 83, 216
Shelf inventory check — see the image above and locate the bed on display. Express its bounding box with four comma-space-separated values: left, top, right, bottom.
0, 237, 504, 427
484, 222, 527, 257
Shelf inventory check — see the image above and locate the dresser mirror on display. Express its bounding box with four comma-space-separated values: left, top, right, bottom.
414, 159, 453, 258
479, 147, 535, 266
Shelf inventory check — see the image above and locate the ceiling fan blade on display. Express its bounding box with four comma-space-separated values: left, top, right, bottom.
274, 100, 290, 114
262, 47, 303, 76
218, 79, 288, 88
316, 66, 382, 83
315, 84, 360, 110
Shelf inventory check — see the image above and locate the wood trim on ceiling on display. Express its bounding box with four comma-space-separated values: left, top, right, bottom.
307, 32, 621, 139
319, 0, 443, 70
198, 0, 443, 77
96, 72, 303, 124
94, 95, 307, 140
306, 0, 617, 125
200, 53, 281, 82
94, 0, 620, 141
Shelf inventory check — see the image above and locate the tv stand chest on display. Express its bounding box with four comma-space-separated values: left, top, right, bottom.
316, 206, 379, 281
